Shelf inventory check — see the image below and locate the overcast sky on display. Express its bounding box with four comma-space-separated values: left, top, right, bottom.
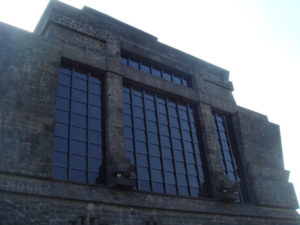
0, 0, 299, 210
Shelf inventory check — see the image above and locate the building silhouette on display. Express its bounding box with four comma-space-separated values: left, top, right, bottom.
0, 1, 299, 224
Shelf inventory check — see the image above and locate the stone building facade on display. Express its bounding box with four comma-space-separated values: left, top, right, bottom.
0, 1, 299, 224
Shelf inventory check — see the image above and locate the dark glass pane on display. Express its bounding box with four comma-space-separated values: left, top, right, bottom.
172, 138, 182, 150
166, 184, 177, 195
88, 105, 102, 119
125, 139, 134, 151
121, 56, 128, 65
171, 128, 181, 139
124, 103, 132, 115
54, 137, 68, 152
147, 121, 157, 133
57, 85, 70, 98
185, 152, 195, 164
168, 107, 177, 117
152, 182, 164, 193
56, 97, 70, 111
145, 99, 155, 110
73, 78, 87, 91
89, 94, 101, 106
182, 78, 188, 87
174, 150, 184, 162
88, 143, 102, 158
70, 155, 86, 169
134, 117, 145, 130
165, 172, 176, 184
148, 144, 160, 156
151, 169, 163, 182
223, 150, 232, 161
157, 103, 166, 114
72, 89, 87, 103
189, 176, 199, 187
89, 82, 101, 95
53, 166, 67, 180
69, 169, 86, 183
173, 75, 181, 85
55, 109, 69, 124
182, 131, 191, 141
59, 66, 71, 75
58, 74, 71, 86
88, 172, 98, 184
89, 75, 101, 84
88, 118, 102, 131
226, 160, 234, 172
177, 174, 187, 186
132, 95, 143, 106
126, 151, 135, 164
163, 159, 174, 171
124, 115, 132, 126
133, 106, 144, 118
158, 114, 168, 125
125, 126, 133, 139
187, 164, 197, 176
175, 162, 186, 173
141, 63, 151, 73
132, 88, 142, 96
183, 141, 193, 153
123, 92, 131, 104
151, 67, 161, 77
138, 180, 151, 191
161, 147, 172, 159
178, 186, 189, 196
88, 131, 102, 145
70, 126, 86, 141
150, 156, 162, 169
145, 91, 154, 100
162, 71, 171, 81
159, 124, 169, 136
53, 151, 68, 166
54, 123, 69, 138
148, 132, 159, 144
161, 136, 171, 147
190, 188, 199, 197
88, 158, 101, 171
71, 101, 87, 115
180, 120, 190, 131
136, 154, 149, 167
135, 129, 146, 141
123, 86, 130, 93
70, 140, 86, 155
179, 110, 188, 120
136, 141, 147, 154
129, 58, 139, 69
146, 110, 156, 121
71, 113, 86, 128
74, 70, 87, 80
170, 118, 179, 128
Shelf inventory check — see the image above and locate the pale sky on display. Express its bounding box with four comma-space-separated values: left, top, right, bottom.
0, 0, 299, 210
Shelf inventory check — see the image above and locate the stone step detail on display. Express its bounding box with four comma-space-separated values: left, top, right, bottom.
67, 216, 107, 225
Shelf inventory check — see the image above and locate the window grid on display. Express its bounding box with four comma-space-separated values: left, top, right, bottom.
53, 64, 104, 184
121, 54, 189, 87
212, 112, 242, 200
123, 84, 207, 197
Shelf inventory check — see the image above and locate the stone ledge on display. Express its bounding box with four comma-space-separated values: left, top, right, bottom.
0, 172, 299, 221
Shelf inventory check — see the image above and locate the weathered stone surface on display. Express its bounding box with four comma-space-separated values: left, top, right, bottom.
0, 0, 299, 224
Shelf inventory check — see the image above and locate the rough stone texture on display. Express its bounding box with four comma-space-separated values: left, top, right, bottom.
0, 0, 299, 224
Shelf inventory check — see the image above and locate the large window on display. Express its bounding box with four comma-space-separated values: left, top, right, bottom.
53, 63, 104, 184
212, 112, 242, 200
123, 84, 208, 197
121, 52, 189, 87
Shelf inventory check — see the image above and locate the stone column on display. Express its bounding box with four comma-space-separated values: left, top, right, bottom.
197, 102, 238, 201
104, 71, 135, 188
